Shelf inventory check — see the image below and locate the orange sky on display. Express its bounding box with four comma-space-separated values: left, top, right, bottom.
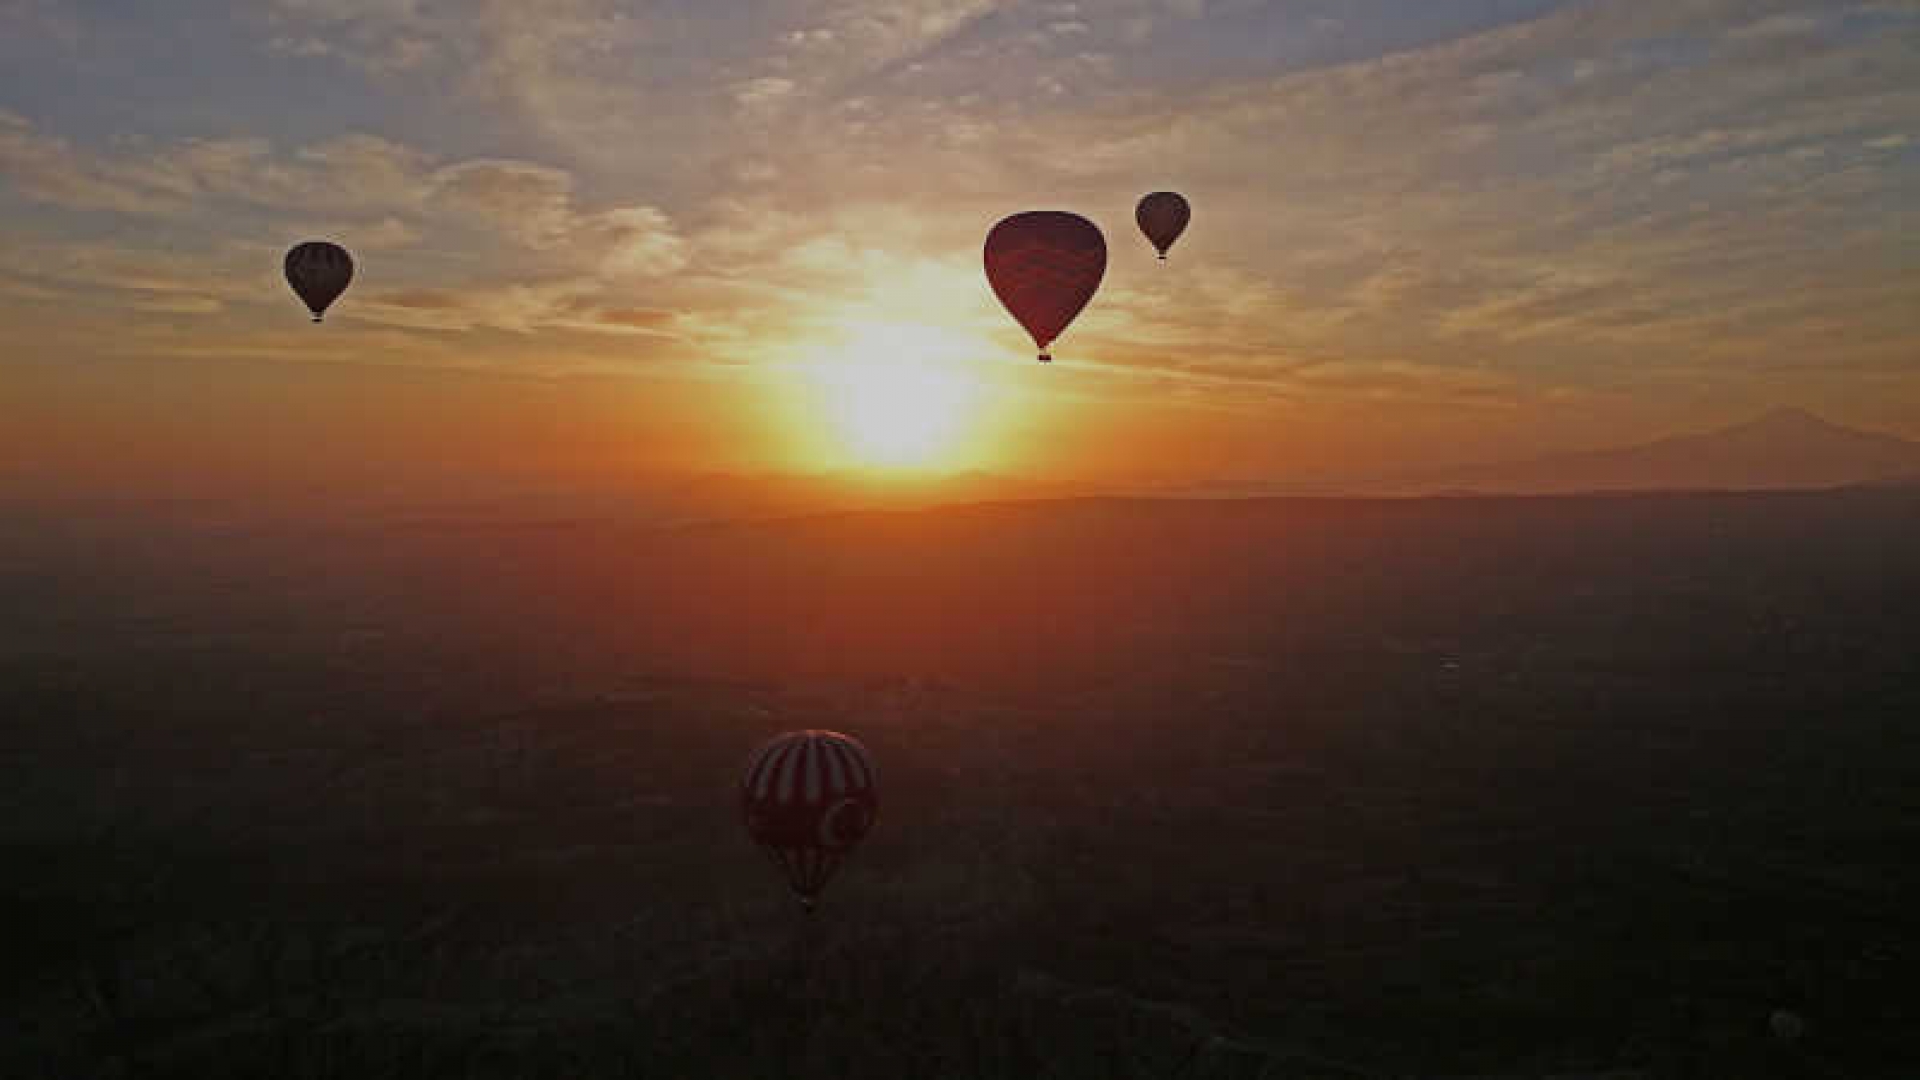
11, 347, 1915, 508
3, 2, 1918, 501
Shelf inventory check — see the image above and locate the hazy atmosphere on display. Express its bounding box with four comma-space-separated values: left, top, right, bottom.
4, 2, 1919, 1078
6, 1, 1920, 498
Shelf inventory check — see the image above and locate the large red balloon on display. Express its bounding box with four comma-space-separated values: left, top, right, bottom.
284, 241, 354, 323
1135, 191, 1190, 260
984, 211, 1106, 363
741, 730, 877, 909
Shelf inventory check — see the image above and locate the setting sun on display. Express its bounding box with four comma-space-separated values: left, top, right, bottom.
801, 321, 987, 470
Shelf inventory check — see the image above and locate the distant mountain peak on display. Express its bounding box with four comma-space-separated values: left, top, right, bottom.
1393, 406, 1920, 495
1738, 406, 1844, 435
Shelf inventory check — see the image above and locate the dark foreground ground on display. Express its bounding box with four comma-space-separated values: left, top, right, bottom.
3, 487, 1918, 1078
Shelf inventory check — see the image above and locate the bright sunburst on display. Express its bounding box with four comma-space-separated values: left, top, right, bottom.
802, 321, 985, 469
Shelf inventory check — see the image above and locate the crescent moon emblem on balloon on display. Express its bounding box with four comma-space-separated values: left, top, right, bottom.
817, 798, 865, 849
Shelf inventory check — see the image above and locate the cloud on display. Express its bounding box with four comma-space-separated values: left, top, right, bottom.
780, 28, 836, 47
7, 0, 1920, 405
1, 107, 692, 344
590, 207, 689, 277
338, 216, 421, 251
130, 293, 225, 316
0, 119, 451, 218
429, 159, 577, 245
0, 237, 263, 322
0, 111, 183, 213
260, 0, 442, 74
351, 274, 693, 338
970, 0, 1920, 385
1, 114, 686, 263
266, 34, 333, 58
0, 273, 62, 301
731, 76, 798, 111
420, 160, 686, 277
596, 306, 678, 330
1728, 13, 1822, 39
0, 0, 80, 48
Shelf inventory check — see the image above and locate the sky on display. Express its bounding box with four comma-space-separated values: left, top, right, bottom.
2, 0, 1917, 497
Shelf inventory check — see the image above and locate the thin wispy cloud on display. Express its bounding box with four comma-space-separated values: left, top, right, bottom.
2, 0, 1916, 436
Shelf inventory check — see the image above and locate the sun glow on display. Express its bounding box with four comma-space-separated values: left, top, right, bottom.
801, 321, 988, 469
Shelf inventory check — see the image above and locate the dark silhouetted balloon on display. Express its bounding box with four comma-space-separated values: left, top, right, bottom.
1135, 191, 1190, 260
284, 241, 354, 322
741, 730, 877, 910
984, 211, 1106, 363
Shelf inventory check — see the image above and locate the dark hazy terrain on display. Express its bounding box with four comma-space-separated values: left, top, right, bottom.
4, 486, 1919, 1078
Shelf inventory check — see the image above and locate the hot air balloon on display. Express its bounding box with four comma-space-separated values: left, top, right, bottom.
984, 211, 1106, 364
1135, 191, 1189, 260
741, 730, 877, 911
284, 241, 354, 322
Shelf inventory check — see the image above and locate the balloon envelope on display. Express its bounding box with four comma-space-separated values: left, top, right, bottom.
1135, 192, 1190, 259
284, 241, 354, 322
984, 211, 1106, 363
741, 730, 877, 907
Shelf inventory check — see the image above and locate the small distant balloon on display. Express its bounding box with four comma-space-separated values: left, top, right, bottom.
284, 241, 354, 323
1135, 191, 1190, 260
984, 211, 1106, 364
741, 730, 877, 911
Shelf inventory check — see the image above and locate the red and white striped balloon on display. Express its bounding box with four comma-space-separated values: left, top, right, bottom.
740, 730, 877, 906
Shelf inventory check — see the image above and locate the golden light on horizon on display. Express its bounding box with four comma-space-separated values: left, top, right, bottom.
798, 320, 990, 471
